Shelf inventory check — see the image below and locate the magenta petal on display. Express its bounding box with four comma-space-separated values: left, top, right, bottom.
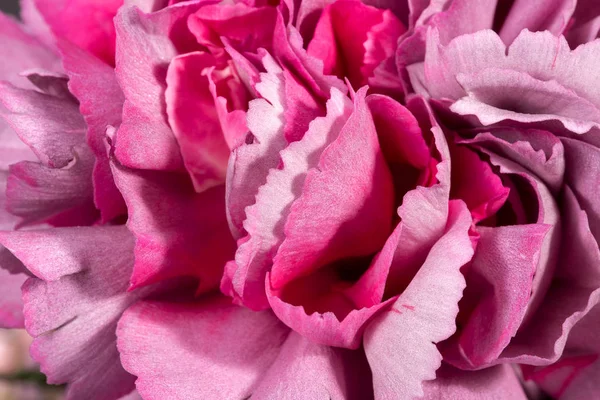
0, 12, 60, 88
3, 226, 143, 400
225, 88, 352, 309
58, 40, 126, 222
308, 0, 404, 87
111, 163, 235, 290
363, 200, 474, 400
252, 332, 372, 400
165, 52, 231, 190
271, 88, 394, 288
116, 296, 288, 400
114, 4, 202, 171
422, 364, 527, 399
33, 0, 122, 65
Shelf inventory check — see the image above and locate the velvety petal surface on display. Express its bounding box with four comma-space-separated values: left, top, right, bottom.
0, 226, 143, 400
114, 4, 202, 171
364, 200, 474, 400
117, 296, 289, 400
111, 162, 235, 290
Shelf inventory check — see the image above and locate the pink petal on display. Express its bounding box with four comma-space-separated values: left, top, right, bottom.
271, 87, 394, 289
460, 129, 565, 193
451, 68, 600, 135
58, 40, 127, 222
188, 3, 277, 60
226, 54, 289, 237
165, 52, 232, 191
422, 364, 527, 399
2, 226, 144, 400
116, 296, 288, 400
363, 200, 474, 400
6, 146, 98, 227
565, 0, 600, 47
0, 82, 86, 168
308, 0, 404, 88
224, 88, 352, 309
499, 0, 576, 44
124, 0, 169, 13
111, 162, 235, 290
442, 224, 552, 369
252, 332, 373, 399
33, 0, 123, 66
562, 138, 600, 242
113, 4, 202, 171
0, 267, 26, 329
495, 187, 600, 365
0, 12, 60, 89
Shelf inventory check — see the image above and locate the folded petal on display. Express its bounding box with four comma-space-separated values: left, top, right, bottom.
460, 129, 565, 193
252, 332, 373, 400
364, 200, 474, 400
58, 40, 127, 222
6, 146, 98, 227
111, 162, 235, 290
224, 88, 351, 309
165, 52, 232, 190
116, 296, 288, 400
0, 12, 59, 88
1, 226, 145, 400
114, 4, 202, 171
0, 82, 86, 168
308, 0, 405, 88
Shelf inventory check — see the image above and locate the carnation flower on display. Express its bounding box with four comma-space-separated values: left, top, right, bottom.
0, 1, 599, 400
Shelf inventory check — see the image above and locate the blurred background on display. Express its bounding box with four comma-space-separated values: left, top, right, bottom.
0, 0, 19, 16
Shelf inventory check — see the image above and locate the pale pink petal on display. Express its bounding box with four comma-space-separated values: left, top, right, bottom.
114, 4, 202, 171
165, 52, 231, 191
363, 200, 474, 400
33, 0, 123, 65
111, 162, 235, 290
0, 12, 60, 89
422, 364, 527, 399
451, 68, 600, 135
252, 332, 373, 399
224, 88, 352, 309
6, 146, 98, 227
124, 0, 168, 13
0, 82, 86, 168
116, 296, 289, 400
226, 54, 288, 237
20, 0, 55, 50
499, 0, 576, 44
58, 40, 126, 222
2, 226, 145, 400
